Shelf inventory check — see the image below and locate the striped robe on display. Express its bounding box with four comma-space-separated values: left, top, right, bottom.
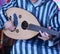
0, 0, 60, 54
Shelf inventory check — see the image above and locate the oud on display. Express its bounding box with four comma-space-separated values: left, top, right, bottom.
3, 7, 60, 42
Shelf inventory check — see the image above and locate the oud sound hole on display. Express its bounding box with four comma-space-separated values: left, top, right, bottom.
21, 21, 28, 30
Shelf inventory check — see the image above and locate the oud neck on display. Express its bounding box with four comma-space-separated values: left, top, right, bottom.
27, 24, 59, 37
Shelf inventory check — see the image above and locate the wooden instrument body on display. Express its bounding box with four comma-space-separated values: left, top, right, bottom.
3, 7, 40, 40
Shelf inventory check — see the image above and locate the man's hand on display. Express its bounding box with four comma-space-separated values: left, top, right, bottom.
4, 21, 15, 31
38, 27, 52, 41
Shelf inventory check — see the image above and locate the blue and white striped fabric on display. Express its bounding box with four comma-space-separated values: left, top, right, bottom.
0, 0, 60, 54
0, 0, 60, 30
10, 39, 60, 54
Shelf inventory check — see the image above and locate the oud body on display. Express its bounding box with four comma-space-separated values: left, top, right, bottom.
3, 7, 40, 40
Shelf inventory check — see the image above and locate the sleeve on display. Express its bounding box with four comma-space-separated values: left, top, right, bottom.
0, 0, 17, 24
0, 0, 17, 29
0, 18, 4, 30
49, 1, 60, 31
48, 1, 60, 46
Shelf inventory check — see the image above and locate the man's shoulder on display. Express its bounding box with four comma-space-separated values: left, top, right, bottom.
47, 0, 58, 6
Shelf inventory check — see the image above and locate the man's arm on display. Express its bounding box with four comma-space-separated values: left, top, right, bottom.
48, 1, 60, 30
48, 1, 60, 46
0, 0, 17, 30
0, 0, 17, 23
